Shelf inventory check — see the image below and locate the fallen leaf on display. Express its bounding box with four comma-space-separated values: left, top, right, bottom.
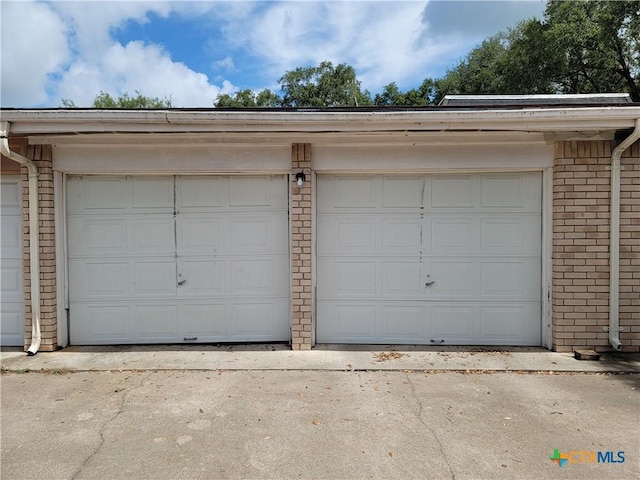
374, 352, 405, 362
199, 408, 204, 414
388, 452, 393, 457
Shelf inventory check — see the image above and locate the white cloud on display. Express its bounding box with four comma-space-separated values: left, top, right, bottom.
58, 41, 234, 106
213, 56, 236, 71
1, 1, 235, 107
1, 1, 69, 106
51, 1, 172, 62
218, 2, 463, 91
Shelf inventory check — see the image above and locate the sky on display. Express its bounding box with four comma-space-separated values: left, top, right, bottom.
1, 0, 546, 108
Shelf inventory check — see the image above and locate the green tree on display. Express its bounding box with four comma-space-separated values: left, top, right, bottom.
539, 0, 638, 99
62, 90, 172, 108
374, 80, 436, 106
214, 88, 280, 107
278, 61, 372, 107
429, 0, 639, 101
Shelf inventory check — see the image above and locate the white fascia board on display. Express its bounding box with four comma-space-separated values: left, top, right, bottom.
2, 106, 640, 135
33, 130, 547, 147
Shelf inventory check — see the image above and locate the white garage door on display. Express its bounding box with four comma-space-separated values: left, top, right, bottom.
67, 175, 289, 344
317, 173, 542, 345
1, 178, 24, 346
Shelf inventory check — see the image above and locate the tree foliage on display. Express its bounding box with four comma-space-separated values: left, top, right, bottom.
278, 61, 372, 107
215, 88, 280, 107
432, 0, 640, 101
62, 90, 172, 108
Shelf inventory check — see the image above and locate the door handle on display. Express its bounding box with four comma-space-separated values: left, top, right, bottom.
425, 280, 435, 287
177, 280, 186, 286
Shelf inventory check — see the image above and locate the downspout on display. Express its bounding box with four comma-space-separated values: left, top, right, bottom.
0, 121, 41, 355
608, 118, 640, 351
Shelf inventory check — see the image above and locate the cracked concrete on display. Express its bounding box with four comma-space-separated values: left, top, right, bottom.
1, 370, 638, 479
405, 372, 456, 480
70, 372, 151, 480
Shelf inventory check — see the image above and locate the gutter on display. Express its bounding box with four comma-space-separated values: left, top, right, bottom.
0, 121, 41, 355
2, 106, 640, 136
608, 118, 640, 350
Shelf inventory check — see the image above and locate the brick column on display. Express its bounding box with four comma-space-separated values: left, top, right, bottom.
553, 141, 611, 352
290, 144, 313, 350
22, 145, 57, 351
552, 140, 640, 353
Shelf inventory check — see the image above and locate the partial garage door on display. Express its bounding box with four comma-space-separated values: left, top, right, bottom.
1, 178, 24, 346
317, 173, 542, 345
67, 175, 289, 344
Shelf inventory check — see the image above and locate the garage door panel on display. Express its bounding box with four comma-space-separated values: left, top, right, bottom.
431, 175, 475, 208
382, 219, 422, 252
317, 173, 542, 346
382, 262, 423, 296
69, 216, 175, 257
479, 259, 540, 298
69, 260, 129, 300
1, 180, 21, 214
317, 217, 376, 254
480, 174, 541, 210
227, 301, 289, 339
133, 218, 175, 254
228, 176, 287, 209
177, 216, 223, 255
67, 176, 129, 213
478, 304, 540, 344
230, 257, 289, 295
428, 261, 475, 297
0, 219, 22, 259
68, 175, 289, 345
179, 304, 227, 340
230, 215, 288, 254
132, 177, 174, 209
68, 218, 128, 255
334, 177, 376, 208
178, 260, 225, 296
229, 177, 267, 206
1, 305, 23, 344
70, 304, 131, 344
131, 305, 178, 341
318, 260, 377, 297
1, 260, 23, 303
431, 217, 474, 253
133, 261, 177, 297
178, 177, 224, 209
480, 216, 540, 255
381, 305, 427, 340
316, 303, 377, 341
1, 178, 24, 346
382, 177, 423, 208
430, 306, 475, 341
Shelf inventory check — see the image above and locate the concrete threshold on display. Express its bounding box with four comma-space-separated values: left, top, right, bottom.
2, 344, 639, 374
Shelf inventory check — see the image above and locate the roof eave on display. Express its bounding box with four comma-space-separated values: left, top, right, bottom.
1, 106, 640, 136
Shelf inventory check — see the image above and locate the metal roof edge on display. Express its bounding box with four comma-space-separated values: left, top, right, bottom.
1, 105, 640, 135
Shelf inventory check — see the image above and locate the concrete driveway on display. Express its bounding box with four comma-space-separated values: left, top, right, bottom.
1, 368, 638, 480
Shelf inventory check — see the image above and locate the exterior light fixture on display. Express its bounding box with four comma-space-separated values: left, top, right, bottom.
295, 171, 306, 187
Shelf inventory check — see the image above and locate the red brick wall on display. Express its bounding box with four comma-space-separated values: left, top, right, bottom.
553, 140, 639, 352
